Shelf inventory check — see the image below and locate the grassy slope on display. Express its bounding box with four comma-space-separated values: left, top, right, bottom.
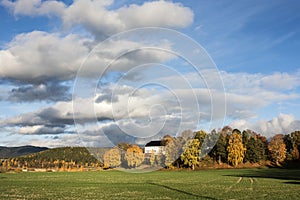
0, 168, 299, 200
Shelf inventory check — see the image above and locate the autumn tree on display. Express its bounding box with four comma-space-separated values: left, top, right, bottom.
227, 132, 246, 167
149, 149, 156, 167
268, 134, 287, 165
180, 139, 200, 170
164, 137, 184, 167
103, 147, 121, 168
291, 145, 300, 160
124, 145, 144, 168
155, 152, 164, 167
161, 135, 173, 146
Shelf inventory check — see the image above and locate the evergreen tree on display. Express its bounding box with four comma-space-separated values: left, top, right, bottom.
244, 137, 265, 163
210, 132, 228, 164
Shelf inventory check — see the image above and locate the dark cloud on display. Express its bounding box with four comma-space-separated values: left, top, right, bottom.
19, 125, 66, 135
95, 93, 119, 103
37, 107, 74, 126
8, 82, 71, 102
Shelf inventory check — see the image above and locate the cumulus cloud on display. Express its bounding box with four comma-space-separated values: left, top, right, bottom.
0, 31, 176, 105
117, 1, 193, 29
230, 113, 300, 138
0, 31, 90, 83
2, 0, 194, 38
220, 70, 300, 94
161, 70, 300, 118
0, 30, 174, 83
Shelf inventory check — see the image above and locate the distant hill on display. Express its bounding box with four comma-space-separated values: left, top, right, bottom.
0, 145, 48, 159
2, 147, 108, 169
19, 147, 101, 164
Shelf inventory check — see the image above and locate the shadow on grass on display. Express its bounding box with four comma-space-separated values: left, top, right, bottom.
224, 168, 300, 182
147, 182, 217, 200
284, 181, 300, 185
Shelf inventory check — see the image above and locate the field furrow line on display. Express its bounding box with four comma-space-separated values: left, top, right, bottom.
225, 177, 242, 193
249, 177, 254, 191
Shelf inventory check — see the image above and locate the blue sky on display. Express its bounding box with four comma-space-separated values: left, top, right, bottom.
0, 0, 300, 147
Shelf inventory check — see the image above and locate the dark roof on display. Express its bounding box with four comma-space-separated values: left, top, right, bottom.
145, 141, 162, 147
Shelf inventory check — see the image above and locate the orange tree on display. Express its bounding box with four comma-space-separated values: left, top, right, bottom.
124, 145, 144, 168
103, 147, 121, 168
268, 134, 286, 165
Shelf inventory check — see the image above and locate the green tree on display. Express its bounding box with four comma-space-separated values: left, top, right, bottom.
194, 130, 207, 145
103, 147, 121, 168
284, 134, 293, 153
117, 143, 132, 151
291, 131, 300, 156
268, 134, 286, 165
227, 132, 246, 167
124, 145, 144, 168
244, 137, 265, 163
209, 131, 228, 164
180, 139, 200, 170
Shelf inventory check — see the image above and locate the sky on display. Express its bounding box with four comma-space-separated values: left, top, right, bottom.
0, 0, 300, 147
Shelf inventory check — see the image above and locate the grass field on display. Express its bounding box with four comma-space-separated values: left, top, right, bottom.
0, 168, 299, 200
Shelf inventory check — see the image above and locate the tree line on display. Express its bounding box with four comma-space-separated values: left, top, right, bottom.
1, 127, 299, 172
102, 127, 300, 170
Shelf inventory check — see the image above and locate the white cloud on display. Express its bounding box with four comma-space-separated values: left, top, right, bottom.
230, 113, 300, 138
2, 0, 194, 38
117, 1, 194, 29
19, 125, 65, 135
0, 31, 90, 82
0, 30, 175, 84
1, 0, 66, 16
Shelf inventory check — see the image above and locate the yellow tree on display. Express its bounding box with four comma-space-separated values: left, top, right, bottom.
149, 149, 156, 167
103, 147, 121, 168
180, 139, 200, 170
268, 134, 287, 165
227, 132, 246, 167
124, 145, 144, 168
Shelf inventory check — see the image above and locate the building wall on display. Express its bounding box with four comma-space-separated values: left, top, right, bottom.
145, 146, 163, 155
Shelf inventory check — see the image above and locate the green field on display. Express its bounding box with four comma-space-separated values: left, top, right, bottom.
0, 168, 299, 200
